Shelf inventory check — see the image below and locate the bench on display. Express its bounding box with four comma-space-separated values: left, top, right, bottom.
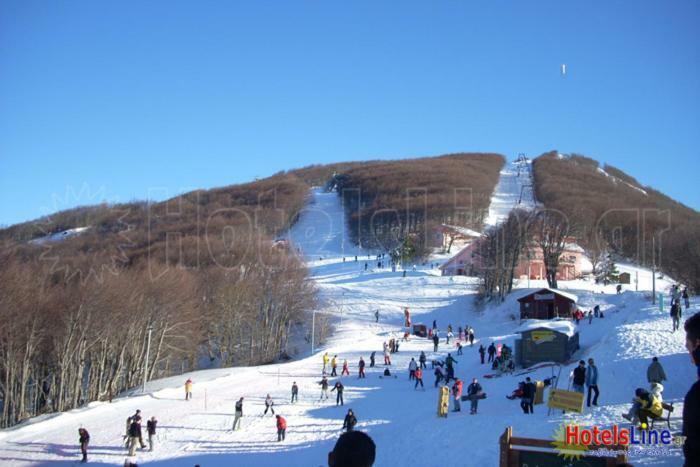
650, 402, 674, 429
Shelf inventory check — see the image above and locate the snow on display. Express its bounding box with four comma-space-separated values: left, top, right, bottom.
516, 320, 577, 338
1, 189, 696, 466
484, 158, 537, 228
29, 226, 91, 244
441, 224, 483, 239
596, 167, 649, 196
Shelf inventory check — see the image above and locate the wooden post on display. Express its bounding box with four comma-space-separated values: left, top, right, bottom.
499, 426, 512, 467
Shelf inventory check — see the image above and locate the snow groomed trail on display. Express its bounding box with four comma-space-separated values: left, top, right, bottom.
0, 189, 695, 466
484, 157, 537, 228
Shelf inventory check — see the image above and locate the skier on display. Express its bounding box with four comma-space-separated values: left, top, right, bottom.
146, 416, 157, 451
468, 328, 475, 346
331, 355, 338, 376
331, 381, 345, 406
343, 409, 357, 432
369, 351, 376, 368
414, 367, 424, 389
586, 358, 599, 407
276, 415, 287, 442
419, 351, 427, 369
572, 360, 586, 393
521, 378, 535, 414
185, 378, 193, 401
323, 352, 330, 373
319, 376, 330, 400
78, 428, 90, 463
291, 382, 299, 403
451, 378, 463, 412
374, 310, 379, 323
671, 300, 682, 332
456, 342, 463, 356
408, 358, 417, 380
342, 359, 350, 376
358, 357, 366, 378
682, 287, 690, 309
487, 343, 496, 363
479, 345, 486, 364
127, 417, 142, 456
233, 397, 243, 430
434, 363, 445, 387
647, 357, 667, 384
432, 332, 440, 352
466, 378, 483, 414
264, 394, 275, 416
445, 353, 458, 383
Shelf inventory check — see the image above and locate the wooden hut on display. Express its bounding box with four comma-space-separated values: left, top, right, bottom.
517, 288, 578, 320
514, 320, 580, 367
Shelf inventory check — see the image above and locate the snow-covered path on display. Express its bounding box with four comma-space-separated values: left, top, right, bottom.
484, 157, 537, 228
0, 190, 696, 466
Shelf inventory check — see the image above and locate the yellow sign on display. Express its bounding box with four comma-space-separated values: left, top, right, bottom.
531, 330, 555, 344
437, 386, 450, 417
548, 389, 584, 413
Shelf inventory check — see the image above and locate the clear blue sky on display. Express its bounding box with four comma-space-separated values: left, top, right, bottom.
1, 0, 698, 226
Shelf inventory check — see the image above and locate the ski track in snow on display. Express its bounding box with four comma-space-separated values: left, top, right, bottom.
0, 189, 696, 466
484, 158, 537, 228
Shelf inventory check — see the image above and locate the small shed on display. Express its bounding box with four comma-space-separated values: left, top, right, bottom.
514, 320, 579, 367
517, 288, 578, 320
618, 272, 631, 284
412, 324, 427, 338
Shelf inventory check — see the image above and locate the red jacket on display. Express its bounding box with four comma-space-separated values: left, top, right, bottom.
277, 416, 286, 430
415, 368, 423, 379
452, 381, 463, 398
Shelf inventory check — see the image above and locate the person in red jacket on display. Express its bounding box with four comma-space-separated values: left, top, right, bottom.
414, 367, 424, 390
342, 360, 350, 376
276, 415, 286, 442
452, 379, 463, 412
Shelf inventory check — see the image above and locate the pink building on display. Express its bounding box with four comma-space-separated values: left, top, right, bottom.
440, 239, 593, 280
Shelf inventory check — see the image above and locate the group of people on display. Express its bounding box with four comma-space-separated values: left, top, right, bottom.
570, 358, 600, 407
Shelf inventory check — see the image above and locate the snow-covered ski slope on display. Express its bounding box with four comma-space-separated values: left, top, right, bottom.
0, 190, 696, 466
484, 158, 537, 228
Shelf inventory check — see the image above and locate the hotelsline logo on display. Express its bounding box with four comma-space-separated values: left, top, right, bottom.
551, 423, 684, 459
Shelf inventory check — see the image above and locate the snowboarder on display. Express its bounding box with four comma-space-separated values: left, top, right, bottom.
233, 397, 243, 430
358, 357, 366, 378
408, 358, 417, 380
572, 360, 586, 393
487, 343, 496, 363
146, 416, 157, 451
419, 351, 427, 369
78, 428, 89, 463
468, 328, 475, 346
331, 355, 338, 376
343, 409, 357, 432
414, 367, 424, 389
451, 379, 463, 412
319, 376, 330, 400
521, 377, 535, 414
432, 333, 440, 352
467, 378, 483, 414
291, 382, 299, 403
342, 359, 350, 376
369, 351, 376, 368
276, 415, 286, 441
647, 357, 667, 384
479, 345, 486, 364
323, 352, 330, 373
185, 378, 193, 401
264, 394, 275, 416
586, 358, 599, 407
331, 381, 345, 406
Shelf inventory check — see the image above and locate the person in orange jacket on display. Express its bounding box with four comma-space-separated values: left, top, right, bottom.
452, 378, 463, 412
414, 367, 424, 390
276, 415, 286, 441
185, 379, 193, 400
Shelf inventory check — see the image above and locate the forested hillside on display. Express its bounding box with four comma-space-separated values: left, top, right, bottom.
533, 152, 700, 290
